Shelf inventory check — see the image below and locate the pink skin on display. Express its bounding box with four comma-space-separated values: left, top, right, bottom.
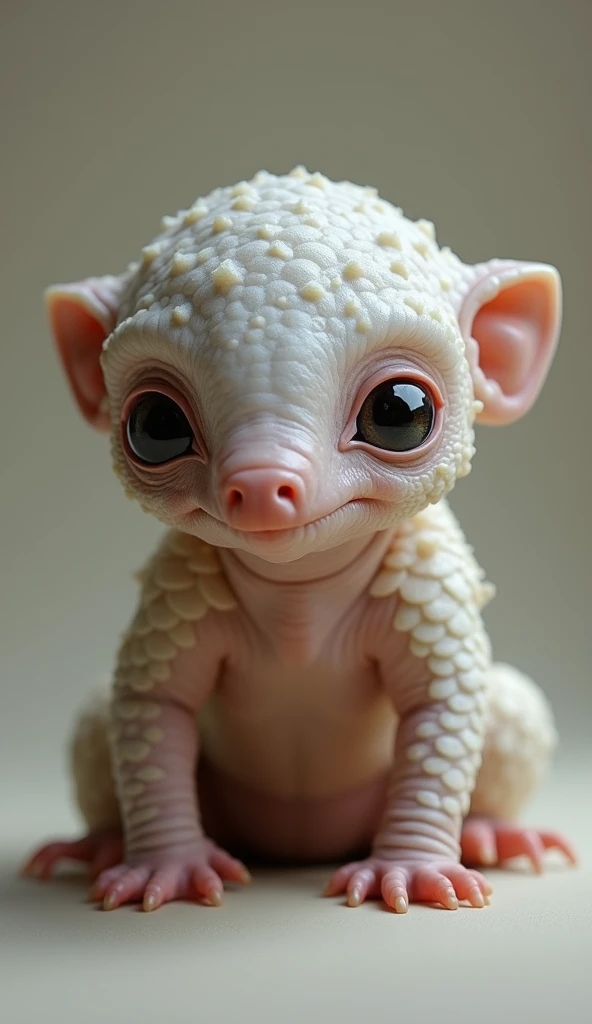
22, 833, 123, 882
24, 819, 577, 911
23, 441, 577, 913
22, 456, 577, 912
324, 823, 578, 912
459, 263, 562, 425
30, 218, 568, 914
459, 819, 578, 874
89, 840, 250, 911
23, 836, 250, 911
222, 468, 308, 532
23, 543, 577, 916
324, 858, 492, 912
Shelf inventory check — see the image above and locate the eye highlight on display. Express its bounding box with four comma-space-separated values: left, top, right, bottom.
354, 379, 434, 452
126, 392, 195, 465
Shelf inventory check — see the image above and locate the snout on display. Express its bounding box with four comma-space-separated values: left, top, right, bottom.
221, 467, 309, 531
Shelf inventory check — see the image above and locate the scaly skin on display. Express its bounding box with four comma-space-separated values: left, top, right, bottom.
24, 169, 575, 912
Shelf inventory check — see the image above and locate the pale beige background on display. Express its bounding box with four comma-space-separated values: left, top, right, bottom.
1, 1, 590, 1022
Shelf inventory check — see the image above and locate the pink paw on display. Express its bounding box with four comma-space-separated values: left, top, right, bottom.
89, 839, 251, 911
461, 818, 578, 873
22, 831, 123, 881
324, 856, 492, 913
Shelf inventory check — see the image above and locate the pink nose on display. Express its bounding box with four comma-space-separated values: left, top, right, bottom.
222, 468, 306, 531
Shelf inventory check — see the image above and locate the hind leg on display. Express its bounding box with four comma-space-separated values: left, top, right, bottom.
22, 694, 123, 880
460, 664, 577, 870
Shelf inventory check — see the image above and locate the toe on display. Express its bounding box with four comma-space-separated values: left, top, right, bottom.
89, 865, 127, 903
539, 830, 578, 866
519, 830, 545, 873
209, 848, 252, 885
462, 820, 577, 873
460, 821, 497, 866
346, 867, 375, 907
496, 827, 545, 872
414, 868, 459, 910
443, 865, 490, 907
103, 866, 152, 910
22, 836, 98, 879
381, 866, 409, 914
191, 866, 224, 907
469, 869, 493, 897
323, 862, 360, 898
22, 844, 65, 879
143, 866, 183, 912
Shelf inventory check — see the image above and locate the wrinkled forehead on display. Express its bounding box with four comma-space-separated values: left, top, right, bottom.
104, 171, 465, 430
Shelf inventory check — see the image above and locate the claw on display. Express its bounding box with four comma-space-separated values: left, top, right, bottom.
208, 887, 223, 907
347, 886, 363, 907
461, 818, 577, 872
25, 834, 250, 912
330, 857, 495, 913
22, 833, 122, 882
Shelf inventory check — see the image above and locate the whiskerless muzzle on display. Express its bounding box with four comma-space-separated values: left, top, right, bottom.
220, 466, 310, 532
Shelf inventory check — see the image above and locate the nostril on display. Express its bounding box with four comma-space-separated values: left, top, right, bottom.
227, 488, 244, 509
223, 469, 305, 526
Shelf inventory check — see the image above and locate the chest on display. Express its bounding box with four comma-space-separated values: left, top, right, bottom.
212, 573, 401, 724
195, 544, 403, 797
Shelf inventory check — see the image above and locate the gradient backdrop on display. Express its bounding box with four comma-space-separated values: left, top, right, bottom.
1, 2, 590, 1022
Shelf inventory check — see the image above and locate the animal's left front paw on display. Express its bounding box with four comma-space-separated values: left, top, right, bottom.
323, 856, 492, 913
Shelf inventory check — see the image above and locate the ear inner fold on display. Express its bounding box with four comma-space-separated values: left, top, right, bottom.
46, 276, 124, 431
460, 264, 561, 426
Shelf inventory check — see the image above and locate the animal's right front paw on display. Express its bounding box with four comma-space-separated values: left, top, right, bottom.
90, 839, 251, 912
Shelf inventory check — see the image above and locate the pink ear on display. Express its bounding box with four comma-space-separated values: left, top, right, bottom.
458, 261, 562, 425
45, 275, 125, 431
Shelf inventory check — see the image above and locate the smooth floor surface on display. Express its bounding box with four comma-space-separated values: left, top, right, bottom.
1, 755, 590, 1024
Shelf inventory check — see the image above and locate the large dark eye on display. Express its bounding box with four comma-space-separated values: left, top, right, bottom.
126, 392, 194, 464
354, 380, 434, 452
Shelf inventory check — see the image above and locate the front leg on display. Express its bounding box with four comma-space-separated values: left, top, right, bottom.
93, 532, 250, 911
326, 504, 495, 912
94, 692, 249, 912
325, 697, 492, 912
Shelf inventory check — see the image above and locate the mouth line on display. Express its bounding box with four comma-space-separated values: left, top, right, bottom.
189, 499, 373, 544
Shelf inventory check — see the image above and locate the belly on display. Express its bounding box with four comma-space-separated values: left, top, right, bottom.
198, 757, 391, 863
195, 645, 398, 858
197, 683, 398, 800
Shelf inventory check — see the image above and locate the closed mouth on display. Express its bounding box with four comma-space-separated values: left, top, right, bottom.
185, 499, 375, 545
